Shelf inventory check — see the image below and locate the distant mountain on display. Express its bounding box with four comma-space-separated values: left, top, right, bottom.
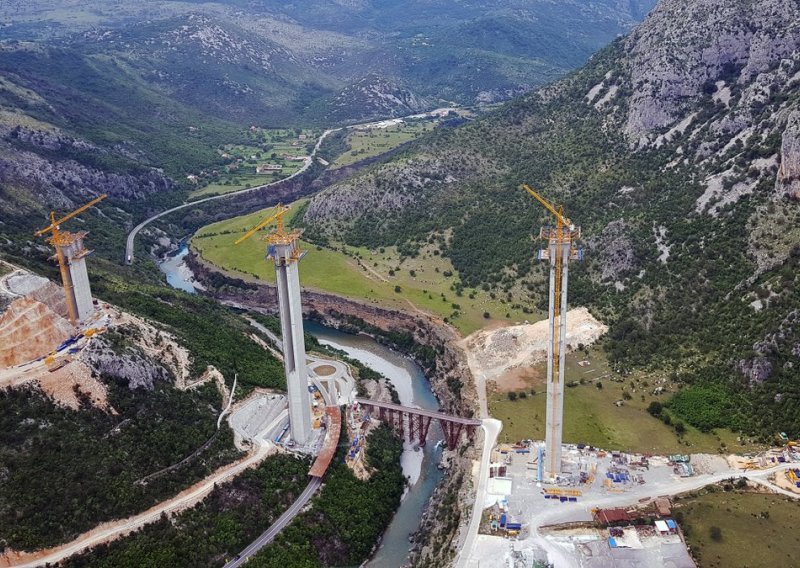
0, 0, 657, 246
1, 0, 657, 115
302, 0, 800, 437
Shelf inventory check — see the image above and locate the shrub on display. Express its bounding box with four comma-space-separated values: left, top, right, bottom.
647, 401, 663, 417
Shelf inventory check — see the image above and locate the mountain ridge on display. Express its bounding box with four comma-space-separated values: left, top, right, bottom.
301, 0, 800, 437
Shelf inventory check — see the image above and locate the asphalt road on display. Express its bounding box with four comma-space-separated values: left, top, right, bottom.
455, 418, 502, 568
124, 107, 459, 265
223, 476, 322, 568
124, 128, 337, 265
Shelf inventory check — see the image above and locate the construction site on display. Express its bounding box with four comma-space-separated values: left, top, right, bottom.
5, 184, 800, 568
0, 198, 117, 405
457, 187, 800, 567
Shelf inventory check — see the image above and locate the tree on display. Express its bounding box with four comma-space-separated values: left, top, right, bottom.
647, 401, 663, 417
709, 526, 722, 541
507, 392, 518, 401
674, 421, 686, 435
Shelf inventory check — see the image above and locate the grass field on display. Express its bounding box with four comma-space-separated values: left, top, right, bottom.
675, 489, 800, 568
488, 349, 760, 454
189, 129, 316, 199
333, 122, 435, 168
191, 201, 538, 335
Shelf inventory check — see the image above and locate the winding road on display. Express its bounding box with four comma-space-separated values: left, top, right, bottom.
1, 445, 275, 568
124, 128, 339, 265
456, 418, 502, 568
224, 477, 322, 568
124, 106, 460, 265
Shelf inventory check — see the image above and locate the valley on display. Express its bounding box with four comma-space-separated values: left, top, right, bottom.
2, 0, 800, 567
192, 199, 536, 335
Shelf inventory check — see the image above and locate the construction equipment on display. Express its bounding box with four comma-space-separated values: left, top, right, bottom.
543, 488, 583, 497
235, 203, 312, 444
234, 203, 302, 259
34, 195, 107, 325
522, 184, 582, 481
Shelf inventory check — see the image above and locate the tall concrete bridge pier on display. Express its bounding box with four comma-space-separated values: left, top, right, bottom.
271, 239, 312, 445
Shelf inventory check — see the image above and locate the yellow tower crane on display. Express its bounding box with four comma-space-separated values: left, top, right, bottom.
34, 194, 107, 325
522, 184, 582, 480
235, 203, 304, 262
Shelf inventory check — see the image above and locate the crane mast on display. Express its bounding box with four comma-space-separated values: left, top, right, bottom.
522, 184, 582, 481
34, 194, 107, 325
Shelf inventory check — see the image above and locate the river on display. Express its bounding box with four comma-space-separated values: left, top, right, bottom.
159, 245, 198, 294
159, 252, 444, 567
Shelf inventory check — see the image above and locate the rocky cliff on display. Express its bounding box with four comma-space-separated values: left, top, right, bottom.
299, 0, 800, 434
0, 297, 73, 367
187, 252, 477, 417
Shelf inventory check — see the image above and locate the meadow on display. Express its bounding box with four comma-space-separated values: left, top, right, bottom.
676, 489, 800, 568
488, 349, 762, 455
191, 201, 538, 335
332, 121, 436, 168
189, 128, 317, 199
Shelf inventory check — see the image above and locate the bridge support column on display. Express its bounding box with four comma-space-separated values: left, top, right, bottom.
398, 410, 405, 440
440, 420, 464, 449
418, 415, 432, 446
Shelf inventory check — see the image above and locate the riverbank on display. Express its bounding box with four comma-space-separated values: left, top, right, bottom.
184, 250, 483, 567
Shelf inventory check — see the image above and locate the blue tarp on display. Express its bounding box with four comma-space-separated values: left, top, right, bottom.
609, 537, 618, 548
666, 520, 677, 529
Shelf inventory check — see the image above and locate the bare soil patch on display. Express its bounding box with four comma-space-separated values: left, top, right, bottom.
314, 364, 336, 376
462, 307, 607, 392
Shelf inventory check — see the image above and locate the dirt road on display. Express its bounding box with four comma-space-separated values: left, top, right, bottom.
0, 445, 275, 568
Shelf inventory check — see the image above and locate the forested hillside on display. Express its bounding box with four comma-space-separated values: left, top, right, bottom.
0, 0, 656, 262
302, 0, 800, 439
2, 0, 656, 116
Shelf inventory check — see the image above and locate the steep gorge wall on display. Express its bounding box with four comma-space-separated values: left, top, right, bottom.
187, 253, 476, 417
187, 253, 479, 566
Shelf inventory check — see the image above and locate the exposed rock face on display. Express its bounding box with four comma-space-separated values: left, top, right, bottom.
587, 219, 638, 283
0, 297, 73, 367
327, 74, 430, 122
0, 131, 174, 214
622, 0, 800, 143
187, 254, 476, 417
777, 110, 800, 198
303, 156, 463, 234
81, 335, 172, 390
738, 309, 800, 385
737, 357, 774, 387
462, 307, 608, 388
28, 281, 68, 320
